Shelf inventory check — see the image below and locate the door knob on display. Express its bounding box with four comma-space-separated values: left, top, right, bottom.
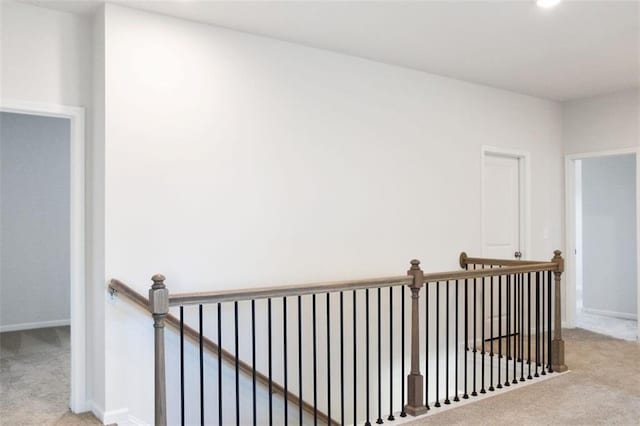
514, 251, 522, 259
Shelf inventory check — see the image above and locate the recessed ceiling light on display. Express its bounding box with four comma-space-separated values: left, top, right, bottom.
537, 0, 562, 8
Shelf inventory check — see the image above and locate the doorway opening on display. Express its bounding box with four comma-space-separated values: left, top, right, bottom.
568, 151, 638, 341
0, 101, 86, 420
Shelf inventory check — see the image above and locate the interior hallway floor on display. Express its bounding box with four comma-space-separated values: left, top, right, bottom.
407, 327, 640, 425
0, 326, 101, 426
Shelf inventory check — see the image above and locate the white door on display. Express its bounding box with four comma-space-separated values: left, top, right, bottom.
482, 153, 521, 338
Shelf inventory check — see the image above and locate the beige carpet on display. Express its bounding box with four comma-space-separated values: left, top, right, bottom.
407, 328, 640, 425
0, 326, 101, 426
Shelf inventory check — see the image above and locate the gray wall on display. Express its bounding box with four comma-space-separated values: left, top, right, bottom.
582, 154, 637, 318
0, 112, 70, 330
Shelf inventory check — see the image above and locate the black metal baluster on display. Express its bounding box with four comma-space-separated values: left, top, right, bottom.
512, 275, 518, 385
252, 300, 257, 426
284, 297, 289, 425
199, 305, 204, 426
365, 289, 371, 426
547, 271, 553, 373
445, 281, 451, 405
401, 285, 406, 417
454, 279, 460, 402
463, 277, 468, 399
520, 274, 525, 382
268, 299, 273, 425
489, 274, 494, 392
505, 275, 510, 387
527, 273, 532, 380
535, 272, 540, 378
480, 274, 486, 394
354, 290, 358, 425
235, 301, 240, 426
327, 293, 332, 426
497, 275, 503, 389
341, 292, 345, 426
298, 296, 303, 426
425, 282, 430, 409
435, 282, 440, 408
218, 303, 222, 426
312, 294, 317, 426
472, 268, 477, 397
388, 287, 395, 421
541, 272, 546, 376
376, 288, 383, 424
180, 306, 185, 426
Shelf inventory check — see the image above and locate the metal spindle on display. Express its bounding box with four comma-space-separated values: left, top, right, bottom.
401, 285, 406, 417
535, 272, 540, 378
354, 291, 358, 425
268, 299, 273, 425
199, 305, 204, 426
505, 275, 510, 387
497, 274, 502, 389
445, 281, 451, 405
327, 293, 332, 426
388, 287, 395, 421
425, 281, 431, 408
377, 288, 383, 424
547, 270, 553, 373
512, 275, 518, 385
284, 297, 289, 425
313, 294, 318, 426
463, 277, 468, 399
235, 301, 240, 426
218, 303, 222, 426
489, 274, 494, 392
527, 273, 532, 380
341, 292, 345, 426
472, 267, 477, 397
365, 289, 371, 426
435, 282, 440, 408
541, 272, 546, 376
454, 280, 460, 401
180, 306, 184, 426
298, 296, 303, 426
520, 273, 525, 382
480, 274, 486, 394
252, 300, 257, 426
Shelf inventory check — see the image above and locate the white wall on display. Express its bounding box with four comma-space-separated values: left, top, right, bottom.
581, 154, 637, 318
0, 112, 70, 330
563, 88, 640, 154
102, 4, 563, 422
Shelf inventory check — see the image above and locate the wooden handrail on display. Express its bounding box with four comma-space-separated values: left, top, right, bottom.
459, 251, 545, 268
168, 275, 412, 307
423, 262, 558, 283
108, 279, 338, 426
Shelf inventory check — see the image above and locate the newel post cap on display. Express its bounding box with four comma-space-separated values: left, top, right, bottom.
407, 259, 424, 288
552, 250, 564, 273
459, 252, 468, 269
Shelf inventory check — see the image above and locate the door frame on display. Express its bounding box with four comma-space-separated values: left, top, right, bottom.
564, 147, 640, 340
0, 99, 87, 411
480, 146, 532, 259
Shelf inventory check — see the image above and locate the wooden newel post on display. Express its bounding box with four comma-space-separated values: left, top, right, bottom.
550, 251, 568, 372
149, 274, 169, 426
405, 259, 428, 416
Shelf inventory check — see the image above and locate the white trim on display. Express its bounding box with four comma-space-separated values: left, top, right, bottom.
581, 307, 637, 321
480, 145, 532, 259
0, 319, 71, 333
564, 147, 640, 341
0, 99, 87, 412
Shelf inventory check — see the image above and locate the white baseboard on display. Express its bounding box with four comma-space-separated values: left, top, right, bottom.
91, 401, 148, 426
0, 318, 70, 333
582, 307, 637, 320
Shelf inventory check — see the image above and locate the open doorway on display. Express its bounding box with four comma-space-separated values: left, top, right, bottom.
566, 150, 639, 341
0, 101, 86, 421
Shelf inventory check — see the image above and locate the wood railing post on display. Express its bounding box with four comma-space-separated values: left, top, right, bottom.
405, 259, 428, 416
149, 274, 169, 426
550, 251, 568, 372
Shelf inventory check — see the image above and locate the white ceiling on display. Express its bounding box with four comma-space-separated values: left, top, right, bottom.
22, 0, 640, 101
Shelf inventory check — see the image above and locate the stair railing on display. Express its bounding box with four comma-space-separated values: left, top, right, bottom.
110, 250, 566, 426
